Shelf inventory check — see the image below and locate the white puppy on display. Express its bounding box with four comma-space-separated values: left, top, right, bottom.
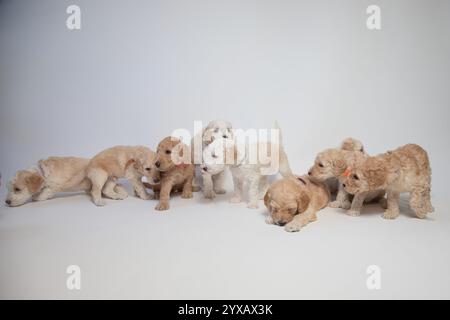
202, 124, 293, 209
192, 119, 233, 199
5, 157, 121, 207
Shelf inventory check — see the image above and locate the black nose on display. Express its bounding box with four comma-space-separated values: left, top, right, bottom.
308, 171, 312, 176
276, 221, 286, 226
153, 178, 160, 184
202, 167, 208, 172
343, 183, 346, 188
155, 161, 160, 168
222, 135, 227, 138
5, 200, 11, 205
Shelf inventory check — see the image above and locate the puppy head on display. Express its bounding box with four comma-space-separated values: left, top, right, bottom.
131, 149, 160, 184
308, 149, 347, 181
155, 136, 189, 172
342, 158, 388, 194
200, 138, 235, 175
5, 170, 44, 206
264, 179, 310, 226
203, 120, 233, 145
340, 137, 366, 154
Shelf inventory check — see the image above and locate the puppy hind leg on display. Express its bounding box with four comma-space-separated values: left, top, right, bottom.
88, 169, 108, 206
33, 187, 55, 201
383, 191, 400, 219
410, 188, 429, 219
212, 171, 226, 194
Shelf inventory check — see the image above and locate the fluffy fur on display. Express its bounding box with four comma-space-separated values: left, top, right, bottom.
342, 144, 433, 219
308, 140, 385, 216
264, 176, 330, 232
154, 136, 195, 211
202, 124, 293, 209
191, 119, 233, 199
5, 157, 105, 207
87, 146, 159, 206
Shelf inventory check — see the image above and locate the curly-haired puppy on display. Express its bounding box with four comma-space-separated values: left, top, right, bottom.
154, 136, 195, 211
192, 120, 233, 199
308, 144, 385, 216
87, 146, 160, 206
264, 176, 330, 232
342, 144, 433, 219
5, 157, 121, 207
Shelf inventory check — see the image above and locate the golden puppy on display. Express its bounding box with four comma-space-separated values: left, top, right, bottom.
5, 157, 93, 207
342, 144, 433, 219
154, 136, 195, 211
87, 146, 160, 206
264, 176, 330, 232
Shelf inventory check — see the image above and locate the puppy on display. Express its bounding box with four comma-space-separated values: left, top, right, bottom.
342, 144, 433, 219
87, 146, 160, 206
192, 119, 233, 199
264, 176, 330, 232
154, 136, 195, 211
4, 156, 119, 207
202, 124, 293, 209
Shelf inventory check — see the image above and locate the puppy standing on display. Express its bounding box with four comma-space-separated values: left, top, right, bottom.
5, 157, 115, 207
264, 176, 330, 232
191, 120, 233, 199
154, 137, 195, 211
87, 146, 159, 206
342, 144, 433, 219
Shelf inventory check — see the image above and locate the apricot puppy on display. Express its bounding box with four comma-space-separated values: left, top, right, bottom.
264, 176, 330, 232
154, 137, 195, 211
342, 144, 433, 219
87, 146, 159, 206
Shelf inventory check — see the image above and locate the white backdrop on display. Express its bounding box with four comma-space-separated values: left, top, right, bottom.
1, 0, 450, 299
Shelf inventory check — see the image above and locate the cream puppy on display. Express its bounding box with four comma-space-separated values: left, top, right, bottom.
264, 176, 330, 232
4, 157, 120, 207
191, 119, 233, 199
202, 125, 293, 209
308, 146, 385, 216
342, 144, 433, 219
87, 146, 160, 206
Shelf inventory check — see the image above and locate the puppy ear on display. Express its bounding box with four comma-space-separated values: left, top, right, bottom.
263, 191, 270, 209
296, 191, 310, 213
26, 174, 44, 193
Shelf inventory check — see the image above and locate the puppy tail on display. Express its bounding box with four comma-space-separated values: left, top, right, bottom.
274, 121, 294, 178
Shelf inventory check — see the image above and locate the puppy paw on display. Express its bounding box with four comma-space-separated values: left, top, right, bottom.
93, 198, 106, 206
341, 200, 352, 210
203, 190, 216, 199
229, 196, 242, 203
155, 202, 170, 211
284, 221, 302, 232
181, 192, 193, 199
382, 209, 399, 220
265, 216, 274, 225
247, 201, 259, 209
346, 210, 361, 217
328, 201, 341, 208
214, 188, 226, 194
138, 192, 152, 200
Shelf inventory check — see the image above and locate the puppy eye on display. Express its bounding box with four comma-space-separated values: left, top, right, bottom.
318, 163, 324, 168
352, 174, 359, 180
212, 153, 218, 159
145, 167, 151, 171
214, 128, 219, 133
360, 148, 364, 152
14, 187, 21, 192
165, 150, 171, 155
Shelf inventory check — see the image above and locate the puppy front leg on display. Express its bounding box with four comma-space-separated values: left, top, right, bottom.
155, 181, 173, 211
33, 187, 55, 201
329, 183, 351, 209
130, 177, 152, 200
247, 175, 260, 209
383, 191, 400, 219
202, 173, 215, 199
285, 209, 317, 232
347, 193, 365, 216
229, 168, 243, 203
181, 176, 193, 199
212, 170, 226, 194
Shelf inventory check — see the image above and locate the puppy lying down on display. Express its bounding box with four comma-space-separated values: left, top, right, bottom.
5, 156, 119, 207
264, 176, 330, 232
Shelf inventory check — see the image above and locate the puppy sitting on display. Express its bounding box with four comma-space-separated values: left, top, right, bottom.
342, 144, 434, 219
87, 146, 160, 206
192, 119, 233, 199
5, 157, 121, 207
308, 140, 385, 216
264, 176, 330, 232
154, 136, 195, 211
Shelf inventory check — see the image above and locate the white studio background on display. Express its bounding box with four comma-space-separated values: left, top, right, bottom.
1, 0, 450, 299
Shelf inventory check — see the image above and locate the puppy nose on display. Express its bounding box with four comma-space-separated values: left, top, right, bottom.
308, 170, 312, 176
202, 166, 208, 172
222, 135, 227, 139
343, 183, 346, 188
276, 221, 286, 226
5, 200, 11, 205
153, 178, 160, 184
155, 161, 160, 168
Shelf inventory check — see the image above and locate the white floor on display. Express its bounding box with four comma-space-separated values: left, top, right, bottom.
0, 182, 449, 300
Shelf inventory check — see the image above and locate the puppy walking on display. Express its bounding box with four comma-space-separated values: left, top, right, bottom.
342, 144, 433, 219
87, 146, 159, 206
